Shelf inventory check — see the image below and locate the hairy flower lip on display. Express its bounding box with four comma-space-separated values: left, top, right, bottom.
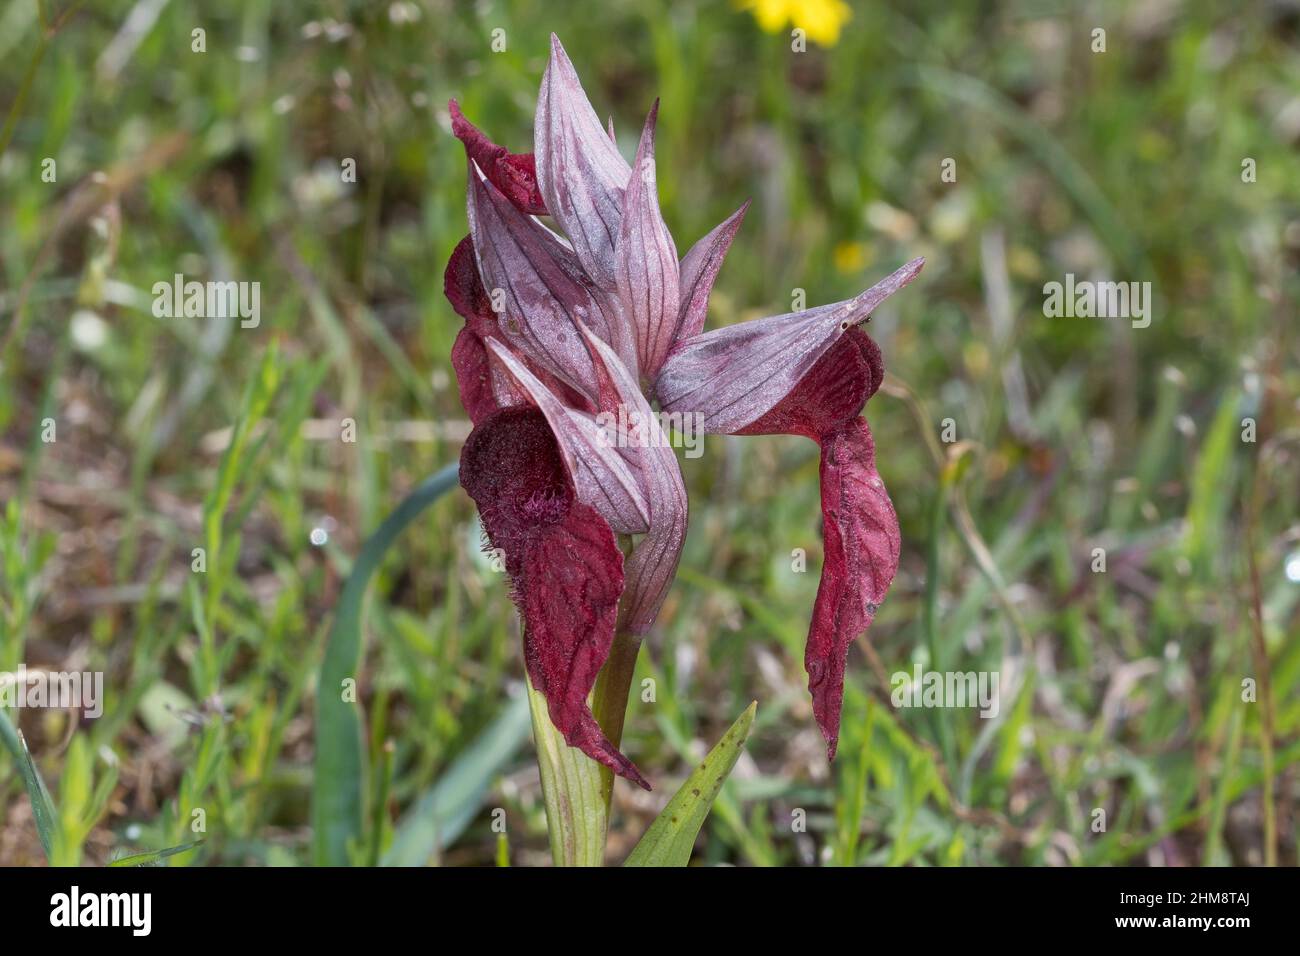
460, 405, 650, 790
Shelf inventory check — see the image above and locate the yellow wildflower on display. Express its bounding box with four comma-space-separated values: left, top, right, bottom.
737, 0, 853, 47
833, 241, 871, 274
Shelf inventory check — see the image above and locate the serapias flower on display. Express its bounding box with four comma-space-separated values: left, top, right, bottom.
447, 35, 922, 787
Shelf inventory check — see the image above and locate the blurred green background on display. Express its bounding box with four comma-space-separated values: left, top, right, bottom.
1, 0, 1298, 866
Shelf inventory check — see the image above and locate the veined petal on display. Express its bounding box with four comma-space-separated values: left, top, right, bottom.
460, 406, 649, 789
805, 418, 900, 759
467, 165, 618, 400
674, 200, 749, 343
486, 337, 651, 535
449, 99, 546, 215
654, 257, 923, 434
615, 101, 680, 380
577, 324, 688, 635
735, 329, 882, 440
534, 33, 631, 290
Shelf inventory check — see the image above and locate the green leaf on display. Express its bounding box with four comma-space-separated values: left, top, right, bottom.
381, 693, 531, 866
0, 714, 57, 862
311, 462, 461, 866
1182, 388, 1240, 574
527, 675, 607, 866
624, 702, 756, 867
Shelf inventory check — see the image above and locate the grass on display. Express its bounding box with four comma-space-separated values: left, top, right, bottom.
0, 0, 1297, 866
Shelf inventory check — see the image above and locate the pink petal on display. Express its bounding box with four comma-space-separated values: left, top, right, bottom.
534, 34, 631, 290
654, 257, 923, 434
467, 165, 623, 401
577, 324, 688, 635
460, 406, 649, 789
449, 99, 547, 215
805, 417, 900, 759
615, 101, 680, 379
486, 338, 651, 535
674, 201, 749, 343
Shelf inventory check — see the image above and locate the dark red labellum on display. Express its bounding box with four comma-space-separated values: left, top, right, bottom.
460, 406, 649, 788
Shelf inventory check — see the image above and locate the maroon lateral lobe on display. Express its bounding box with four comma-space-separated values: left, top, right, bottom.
446, 236, 502, 424
444, 234, 495, 332
459, 406, 649, 789
450, 327, 500, 425
735, 329, 883, 440
449, 99, 547, 215
736, 329, 898, 759
445, 235, 518, 424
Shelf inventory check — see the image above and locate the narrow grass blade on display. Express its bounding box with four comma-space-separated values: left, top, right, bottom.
381, 692, 531, 866
109, 840, 205, 867
624, 702, 756, 867
0, 714, 57, 862
312, 462, 461, 866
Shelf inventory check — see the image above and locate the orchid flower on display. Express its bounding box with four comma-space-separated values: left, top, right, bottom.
447, 34, 922, 789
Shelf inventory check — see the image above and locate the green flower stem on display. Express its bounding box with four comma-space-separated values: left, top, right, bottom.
526, 672, 606, 866
591, 630, 642, 813
527, 629, 641, 866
